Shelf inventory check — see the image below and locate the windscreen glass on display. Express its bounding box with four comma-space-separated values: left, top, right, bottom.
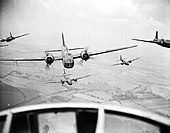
105, 111, 160, 133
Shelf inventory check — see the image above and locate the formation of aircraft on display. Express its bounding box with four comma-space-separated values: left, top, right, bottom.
132, 31, 170, 48
47, 69, 91, 85
112, 55, 140, 66
0, 33, 137, 69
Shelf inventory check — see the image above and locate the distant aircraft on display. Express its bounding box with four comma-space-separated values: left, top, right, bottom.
47, 69, 91, 85
0, 32, 29, 43
0, 33, 137, 69
0, 37, 8, 47
112, 55, 140, 66
0, 43, 8, 47
0, 38, 6, 43
132, 31, 170, 48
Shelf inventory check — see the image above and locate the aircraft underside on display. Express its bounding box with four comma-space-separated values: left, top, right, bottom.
63, 60, 74, 68
158, 42, 170, 48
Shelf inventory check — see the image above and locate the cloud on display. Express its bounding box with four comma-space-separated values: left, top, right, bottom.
61, 0, 138, 20
27, 0, 169, 27
2, 0, 169, 46
132, 0, 170, 24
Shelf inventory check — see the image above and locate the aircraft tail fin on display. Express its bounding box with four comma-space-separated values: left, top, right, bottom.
120, 55, 123, 61
155, 31, 158, 39
10, 32, 12, 37
62, 32, 65, 46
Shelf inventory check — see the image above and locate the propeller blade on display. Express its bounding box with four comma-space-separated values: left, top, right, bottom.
45, 64, 50, 70
45, 52, 49, 56
89, 56, 97, 60
84, 46, 89, 52
77, 59, 84, 66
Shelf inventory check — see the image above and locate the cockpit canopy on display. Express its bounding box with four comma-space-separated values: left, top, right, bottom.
0, 103, 170, 133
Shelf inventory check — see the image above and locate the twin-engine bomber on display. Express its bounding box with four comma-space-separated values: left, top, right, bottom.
45, 69, 91, 85
132, 31, 170, 48
0, 33, 137, 69
0, 32, 29, 47
112, 55, 140, 66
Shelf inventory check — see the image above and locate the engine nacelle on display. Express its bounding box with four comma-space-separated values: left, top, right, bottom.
45, 54, 54, 65
161, 39, 164, 44
80, 50, 90, 61
73, 78, 77, 82
61, 80, 65, 85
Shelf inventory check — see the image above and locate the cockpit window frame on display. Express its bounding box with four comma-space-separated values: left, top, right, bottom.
9, 107, 98, 133
105, 109, 170, 133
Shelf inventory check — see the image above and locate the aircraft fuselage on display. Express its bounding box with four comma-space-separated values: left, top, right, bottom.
0, 39, 6, 43
132, 31, 170, 48
124, 62, 130, 65
121, 61, 129, 65
155, 39, 170, 48
6, 37, 14, 42
66, 79, 73, 85
120, 59, 129, 65
61, 45, 74, 69
63, 75, 73, 85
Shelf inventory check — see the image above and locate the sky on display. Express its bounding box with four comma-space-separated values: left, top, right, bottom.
0, 0, 170, 61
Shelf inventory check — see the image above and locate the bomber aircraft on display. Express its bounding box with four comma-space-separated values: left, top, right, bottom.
0, 33, 137, 69
132, 31, 170, 48
0, 43, 8, 47
0, 32, 29, 43
47, 69, 91, 85
112, 55, 140, 66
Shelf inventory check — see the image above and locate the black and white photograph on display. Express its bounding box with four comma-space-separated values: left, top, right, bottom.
0, 0, 170, 133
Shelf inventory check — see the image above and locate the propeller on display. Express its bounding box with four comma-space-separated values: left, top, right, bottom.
44, 52, 55, 70
44, 52, 50, 70
77, 59, 84, 66
45, 52, 49, 56
77, 46, 97, 66
61, 79, 65, 85
45, 64, 50, 70
77, 56, 97, 66
84, 46, 89, 52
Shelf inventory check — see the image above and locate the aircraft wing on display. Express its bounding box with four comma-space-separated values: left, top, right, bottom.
0, 39, 6, 43
0, 58, 45, 61
74, 75, 91, 80
132, 39, 156, 43
43, 81, 62, 84
14, 33, 29, 39
0, 56, 62, 61
73, 45, 137, 59
112, 63, 122, 66
129, 57, 140, 62
44, 47, 85, 53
